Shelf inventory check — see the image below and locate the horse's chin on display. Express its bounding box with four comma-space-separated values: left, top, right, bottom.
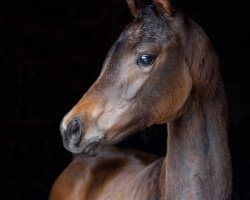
81, 142, 101, 157
63, 138, 104, 157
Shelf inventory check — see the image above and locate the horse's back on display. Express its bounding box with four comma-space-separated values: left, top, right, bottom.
49, 148, 160, 200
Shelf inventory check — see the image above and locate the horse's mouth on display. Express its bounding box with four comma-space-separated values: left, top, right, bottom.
63, 136, 104, 157
81, 141, 102, 157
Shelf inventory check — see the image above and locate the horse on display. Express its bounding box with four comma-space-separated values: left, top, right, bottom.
49, 0, 232, 199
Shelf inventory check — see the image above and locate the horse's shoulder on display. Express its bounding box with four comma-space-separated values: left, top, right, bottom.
49, 148, 159, 200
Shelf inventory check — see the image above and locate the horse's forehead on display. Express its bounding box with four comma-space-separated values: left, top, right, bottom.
119, 23, 141, 44
120, 18, 168, 45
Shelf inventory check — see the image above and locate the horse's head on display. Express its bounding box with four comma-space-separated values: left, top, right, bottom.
61, 0, 194, 155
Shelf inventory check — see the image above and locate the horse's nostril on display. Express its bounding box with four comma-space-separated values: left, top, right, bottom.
66, 117, 82, 143
71, 118, 80, 134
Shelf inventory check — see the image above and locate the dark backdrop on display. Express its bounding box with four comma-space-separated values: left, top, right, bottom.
0, 0, 250, 199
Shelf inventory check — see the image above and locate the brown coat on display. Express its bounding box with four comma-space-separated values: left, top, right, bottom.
50, 0, 232, 199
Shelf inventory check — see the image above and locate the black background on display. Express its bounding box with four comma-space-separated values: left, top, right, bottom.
0, 0, 250, 199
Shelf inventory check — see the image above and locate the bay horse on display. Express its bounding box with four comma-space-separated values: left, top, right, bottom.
50, 0, 232, 199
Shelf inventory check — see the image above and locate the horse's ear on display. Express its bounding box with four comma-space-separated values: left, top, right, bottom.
126, 0, 173, 17
153, 0, 173, 17
126, 0, 155, 17
126, 0, 138, 17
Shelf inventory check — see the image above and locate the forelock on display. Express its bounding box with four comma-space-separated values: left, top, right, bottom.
114, 5, 171, 51
135, 5, 170, 42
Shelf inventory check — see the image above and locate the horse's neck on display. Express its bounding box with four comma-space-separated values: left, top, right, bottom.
162, 82, 232, 199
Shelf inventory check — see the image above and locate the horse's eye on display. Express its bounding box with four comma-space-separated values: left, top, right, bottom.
137, 53, 155, 67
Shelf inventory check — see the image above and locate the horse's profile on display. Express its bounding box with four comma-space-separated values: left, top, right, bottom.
50, 0, 232, 199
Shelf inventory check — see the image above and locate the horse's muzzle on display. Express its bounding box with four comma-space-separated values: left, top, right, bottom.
60, 117, 104, 156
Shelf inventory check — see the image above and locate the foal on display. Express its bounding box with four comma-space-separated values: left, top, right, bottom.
50, 0, 232, 199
